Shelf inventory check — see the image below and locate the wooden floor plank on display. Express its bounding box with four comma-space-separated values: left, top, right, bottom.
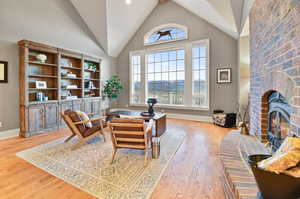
0, 119, 231, 199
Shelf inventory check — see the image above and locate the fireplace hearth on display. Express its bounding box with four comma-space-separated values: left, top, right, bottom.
267, 91, 292, 151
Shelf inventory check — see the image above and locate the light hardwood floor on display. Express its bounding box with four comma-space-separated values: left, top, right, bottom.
0, 119, 232, 199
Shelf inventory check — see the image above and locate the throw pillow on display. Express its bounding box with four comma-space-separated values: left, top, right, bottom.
76, 111, 92, 128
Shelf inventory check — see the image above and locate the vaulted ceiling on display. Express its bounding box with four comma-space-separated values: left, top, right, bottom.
70, 0, 254, 57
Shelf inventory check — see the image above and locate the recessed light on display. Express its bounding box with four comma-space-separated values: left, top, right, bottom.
126, 0, 132, 5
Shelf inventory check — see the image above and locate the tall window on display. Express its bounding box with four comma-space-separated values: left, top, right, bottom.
129, 39, 209, 110
131, 55, 141, 104
192, 45, 208, 108
146, 49, 185, 105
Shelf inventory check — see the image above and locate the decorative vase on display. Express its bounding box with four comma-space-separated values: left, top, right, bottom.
239, 122, 249, 135
36, 54, 47, 63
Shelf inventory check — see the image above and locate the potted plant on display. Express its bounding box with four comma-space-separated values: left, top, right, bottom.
103, 75, 124, 109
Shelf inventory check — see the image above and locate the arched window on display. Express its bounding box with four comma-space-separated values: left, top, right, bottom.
144, 24, 188, 45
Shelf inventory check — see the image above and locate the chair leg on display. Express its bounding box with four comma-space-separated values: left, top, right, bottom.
100, 121, 106, 142
111, 148, 117, 164
144, 149, 148, 166
102, 132, 106, 142
64, 134, 75, 143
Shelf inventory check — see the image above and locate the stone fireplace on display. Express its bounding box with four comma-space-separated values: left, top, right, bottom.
250, 0, 300, 141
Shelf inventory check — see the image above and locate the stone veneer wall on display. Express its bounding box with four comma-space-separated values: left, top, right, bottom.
250, 0, 300, 140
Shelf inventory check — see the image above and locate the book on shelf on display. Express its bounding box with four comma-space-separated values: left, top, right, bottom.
66, 85, 78, 89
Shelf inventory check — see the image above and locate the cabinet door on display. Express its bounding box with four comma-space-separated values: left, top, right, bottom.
84, 100, 93, 114
73, 100, 84, 112
60, 101, 73, 126
45, 103, 58, 130
92, 99, 101, 116
28, 105, 44, 135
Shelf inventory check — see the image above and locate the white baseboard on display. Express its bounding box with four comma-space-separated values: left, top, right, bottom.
0, 128, 19, 140
166, 113, 212, 122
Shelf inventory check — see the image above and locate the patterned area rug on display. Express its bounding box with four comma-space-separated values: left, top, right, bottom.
17, 131, 185, 199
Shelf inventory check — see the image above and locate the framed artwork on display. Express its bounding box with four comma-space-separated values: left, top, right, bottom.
36, 81, 47, 89
217, 68, 232, 84
0, 61, 8, 83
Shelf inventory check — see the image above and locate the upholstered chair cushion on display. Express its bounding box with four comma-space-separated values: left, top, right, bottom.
64, 110, 86, 134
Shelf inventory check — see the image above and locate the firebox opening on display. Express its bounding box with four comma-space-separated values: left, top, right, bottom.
267, 91, 292, 151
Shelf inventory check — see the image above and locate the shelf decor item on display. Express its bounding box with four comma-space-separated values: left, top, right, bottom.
66, 85, 78, 89
60, 58, 72, 67
0, 61, 8, 83
66, 73, 77, 78
217, 68, 232, 84
85, 62, 97, 72
35, 81, 47, 89
36, 54, 47, 63
36, 92, 44, 102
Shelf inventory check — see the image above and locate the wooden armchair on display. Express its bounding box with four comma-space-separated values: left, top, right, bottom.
61, 110, 107, 150
108, 118, 154, 166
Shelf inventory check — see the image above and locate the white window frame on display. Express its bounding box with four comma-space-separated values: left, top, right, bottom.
129, 39, 210, 111
191, 41, 210, 109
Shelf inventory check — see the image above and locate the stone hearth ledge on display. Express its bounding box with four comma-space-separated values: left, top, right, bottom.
220, 130, 270, 199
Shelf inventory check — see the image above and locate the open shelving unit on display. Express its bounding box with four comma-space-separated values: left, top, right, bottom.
60, 55, 83, 100
19, 40, 103, 137
27, 49, 59, 102
83, 60, 101, 98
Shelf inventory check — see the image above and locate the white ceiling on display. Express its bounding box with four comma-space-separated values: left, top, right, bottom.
106, 0, 158, 57
70, 0, 253, 57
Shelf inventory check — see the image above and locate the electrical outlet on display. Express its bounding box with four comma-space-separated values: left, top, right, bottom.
0, 122, 3, 128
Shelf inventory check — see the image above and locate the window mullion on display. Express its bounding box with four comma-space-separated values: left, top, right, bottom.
185, 43, 193, 106
141, 52, 146, 104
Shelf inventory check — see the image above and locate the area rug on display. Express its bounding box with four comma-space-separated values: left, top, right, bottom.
16, 131, 185, 199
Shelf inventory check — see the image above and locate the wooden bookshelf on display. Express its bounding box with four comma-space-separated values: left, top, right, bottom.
19, 40, 103, 137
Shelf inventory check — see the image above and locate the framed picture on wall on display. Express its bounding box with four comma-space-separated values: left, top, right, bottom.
217, 68, 232, 84
0, 61, 8, 83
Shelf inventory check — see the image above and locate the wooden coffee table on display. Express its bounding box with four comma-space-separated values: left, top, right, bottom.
110, 110, 167, 137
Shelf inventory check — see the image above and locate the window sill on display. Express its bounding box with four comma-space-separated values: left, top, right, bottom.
129, 103, 210, 111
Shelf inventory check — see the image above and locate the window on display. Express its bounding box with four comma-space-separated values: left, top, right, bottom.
130, 39, 209, 110
146, 49, 185, 105
192, 46, 208, 108
130, 55, 141, 104
144, 24, 188, 45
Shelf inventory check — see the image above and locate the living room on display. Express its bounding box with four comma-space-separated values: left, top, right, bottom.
0, 0, 299, 199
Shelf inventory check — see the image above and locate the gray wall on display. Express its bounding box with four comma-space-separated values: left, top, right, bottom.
117, 1, 238, 116
0, 0, 116, 132
239, 36, 250, 107
0, 41, 19, 131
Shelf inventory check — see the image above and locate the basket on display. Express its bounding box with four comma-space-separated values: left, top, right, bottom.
248, 154, 300, 199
